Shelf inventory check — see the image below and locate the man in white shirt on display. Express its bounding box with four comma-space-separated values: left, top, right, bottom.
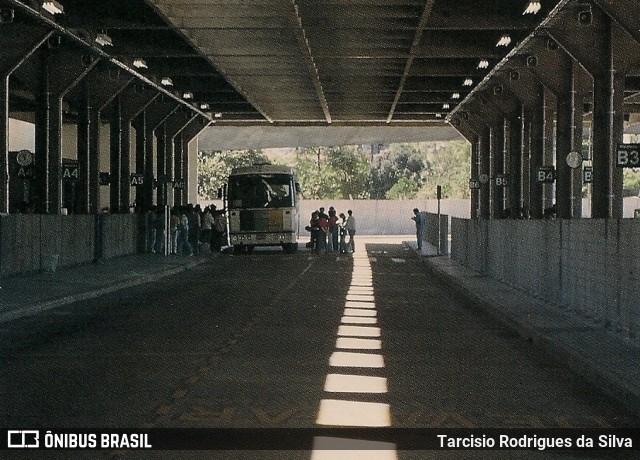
345, 209, 356, 253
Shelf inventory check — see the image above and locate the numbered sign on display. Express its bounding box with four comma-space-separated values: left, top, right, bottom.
583, 166, 593, 184
536, 166, 556, 183
616, 144, 640, 168
16, 165, 34, 178
173, 180, 185, 190
62, 160, 79, 182
495, 174, 509, 187
469, 179, 481, 190
130, 173, 144, 186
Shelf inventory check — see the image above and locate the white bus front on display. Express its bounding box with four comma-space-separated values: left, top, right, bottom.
226, 168, 299, 253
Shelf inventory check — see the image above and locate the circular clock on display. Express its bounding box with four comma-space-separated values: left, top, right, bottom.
566, 151, 583, 169
16, 150, 33, 167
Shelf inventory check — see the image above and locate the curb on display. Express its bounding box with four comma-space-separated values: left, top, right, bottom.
0, 259, 206, 324
407, 243, 640, 419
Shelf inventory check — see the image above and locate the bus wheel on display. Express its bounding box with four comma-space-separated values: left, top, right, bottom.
233, 245, 244, 254
246, 245, 255, 254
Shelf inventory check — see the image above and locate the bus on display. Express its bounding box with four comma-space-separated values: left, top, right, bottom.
224, 164, 300, 254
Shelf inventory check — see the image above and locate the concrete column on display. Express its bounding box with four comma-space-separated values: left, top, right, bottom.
591, 39, 625, 219
77, 79, 90, 214
0, 26, 51, 213
479, 126, 491, 219
555, 54, 573, 219
34, 49, 51, 214
109, 96, 122, 213
173, 132, 184, 206
542, 87, 556, 213
133, 112, 146, 211
550, 12, 626, 219
470, 136, 479, 219
520, 106, 530, 218
571, 62, 587, 218
507, 111, 522, 218
34, 44, 97, 214
81, 67, 132, 214
118, 86, 157, 214
156, 122, 169, 207
165, 112, 196, 208
529, 86, 545, 219
491, 119, 505, 218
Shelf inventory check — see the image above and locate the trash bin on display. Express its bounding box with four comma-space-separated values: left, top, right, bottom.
42, 253, 59, 274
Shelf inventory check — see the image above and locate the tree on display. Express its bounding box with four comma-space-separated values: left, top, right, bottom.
369, 145, 427, 199
197, 149, 268, 200
417, 140, 471, 199
293, 146, 370, 199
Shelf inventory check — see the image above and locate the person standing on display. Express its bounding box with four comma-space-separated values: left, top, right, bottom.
187, 204, 201, 255
412, 208, 425, 251
179, 206, 193, 256
201, 206, 214, 252
317, 211, 329, 253
338, 212, 347, 254
170, 208, 180, 254
345, 209, 356, 253
328, 208, 338, 252
212, 208, 227, 252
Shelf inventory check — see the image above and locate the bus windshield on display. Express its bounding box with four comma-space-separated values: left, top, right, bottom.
228, 174, 294, 209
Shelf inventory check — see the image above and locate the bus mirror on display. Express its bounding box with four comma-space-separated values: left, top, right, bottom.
217, 187, 223, 199
295, 182, 301, 193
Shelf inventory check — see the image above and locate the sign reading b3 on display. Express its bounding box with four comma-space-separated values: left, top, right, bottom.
616, 144, 640, 168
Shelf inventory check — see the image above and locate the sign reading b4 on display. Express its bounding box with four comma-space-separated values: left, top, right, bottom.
536, 166, 556, 183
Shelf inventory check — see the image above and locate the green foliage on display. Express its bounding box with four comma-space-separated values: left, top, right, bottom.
197, 149, 268, 200
417, 140, 471, 199
370, 145, 426, 199
197, 141, 473, 201
387, 177, 421, 199
294, 146, 370, 199
623, 169, 640, 196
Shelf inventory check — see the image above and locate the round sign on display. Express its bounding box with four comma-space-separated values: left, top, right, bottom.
479, 173, 489, 184
16, 150, 33, 166
566, 151, 583, 169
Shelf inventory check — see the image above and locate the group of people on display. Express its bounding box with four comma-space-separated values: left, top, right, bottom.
145, 204, 227, 256
307, 207, 356, 254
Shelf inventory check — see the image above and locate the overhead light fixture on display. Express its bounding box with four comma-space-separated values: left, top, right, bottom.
161, 77, 173, 86
199, 103, 210, 110
496, 34, 511, 47
182, 92, 193, 100
443, 103, 450, 109
578, 5, 592, 25
42, 1, 64, 15
478, 59, 489, 69
451, 93, 460, 100
214, 112, 222, 118
133, 58, 147, 69
463, 78, 473, 86
95, 32, 113, 47
523, 1, 541, 15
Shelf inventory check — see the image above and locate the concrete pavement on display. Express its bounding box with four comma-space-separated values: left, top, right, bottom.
408, 240, 640, 419
2, 237, 638, 421
0, 254, 206, 324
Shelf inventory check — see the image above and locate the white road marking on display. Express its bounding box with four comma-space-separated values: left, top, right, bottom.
335, 337, 382, 350
329, 351, 384, 368
324, 374, 387, 393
